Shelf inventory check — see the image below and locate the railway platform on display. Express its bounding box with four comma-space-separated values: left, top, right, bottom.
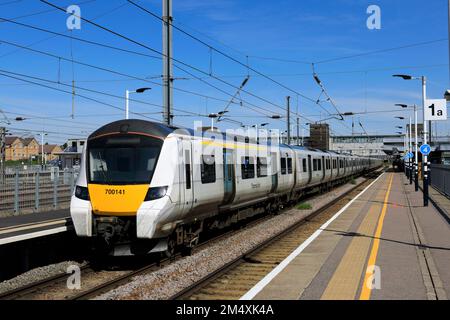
242, 171, 450, 300
0, 209, 71, 246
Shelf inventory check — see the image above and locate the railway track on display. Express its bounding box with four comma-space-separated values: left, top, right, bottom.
0, 171, 379, 300
0, 212, 274, 300
170, 172, 381, 300
0, 265, 92, 300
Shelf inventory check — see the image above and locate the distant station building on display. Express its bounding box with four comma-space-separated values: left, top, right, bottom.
329, 135, 396, 158
328, 133, 450, 163
55, 138, 86, 169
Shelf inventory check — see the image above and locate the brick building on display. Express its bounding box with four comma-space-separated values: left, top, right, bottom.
4, 136, 40, 161
39, 144, 63, 162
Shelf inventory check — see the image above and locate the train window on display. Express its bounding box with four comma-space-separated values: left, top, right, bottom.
88, 134, 162, 185
201, 154, 216, 184
326, 159, 330, 170
281, 157, 287, 175
287, 158, 293, 174
257, 157, 268, 177
302, 159, 307, 172
242, 156, 255, 179
185, 150, 191, 190
313, 159, 318, 171
318, 159, 322, 171
333, 159, 337, 169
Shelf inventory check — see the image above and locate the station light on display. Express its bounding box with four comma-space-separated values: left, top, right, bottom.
393, 74, 413, 80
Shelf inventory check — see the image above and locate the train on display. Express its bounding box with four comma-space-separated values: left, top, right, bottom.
70, 120, 382, 256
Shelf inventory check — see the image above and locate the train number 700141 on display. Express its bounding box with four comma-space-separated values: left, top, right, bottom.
105, 189, 126, 195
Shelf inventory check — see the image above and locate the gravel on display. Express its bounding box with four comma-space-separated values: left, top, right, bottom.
0, 260, 87, 295
96, 179, 363, 300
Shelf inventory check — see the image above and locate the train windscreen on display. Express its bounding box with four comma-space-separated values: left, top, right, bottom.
88, 134, 163, 185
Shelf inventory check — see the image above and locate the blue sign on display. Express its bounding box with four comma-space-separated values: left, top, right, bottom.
420, 144, 431, 156
404, 152, 413, 159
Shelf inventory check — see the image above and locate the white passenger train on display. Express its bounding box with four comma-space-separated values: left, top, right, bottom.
70, 120, 382, 256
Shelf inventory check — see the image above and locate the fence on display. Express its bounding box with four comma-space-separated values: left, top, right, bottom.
0, 168, 78, 217
430, 164, 450, 197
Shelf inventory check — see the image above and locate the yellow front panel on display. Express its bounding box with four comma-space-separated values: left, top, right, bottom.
88, 184, 149, 216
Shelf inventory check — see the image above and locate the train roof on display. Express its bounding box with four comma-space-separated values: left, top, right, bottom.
88, 120, 376, 159
89, 119, 177, 140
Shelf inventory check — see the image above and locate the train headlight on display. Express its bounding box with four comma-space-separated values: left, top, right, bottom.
75, 186, 90, 201
144, 186, 168, 201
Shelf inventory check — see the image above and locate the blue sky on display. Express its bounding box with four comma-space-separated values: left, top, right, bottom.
0, 0, 449, 144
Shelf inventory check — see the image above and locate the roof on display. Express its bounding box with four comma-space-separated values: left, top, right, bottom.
21, 138, 37, 146
39, 144, 61, 154
4, 136, 37, 146
5, 136, 20, 145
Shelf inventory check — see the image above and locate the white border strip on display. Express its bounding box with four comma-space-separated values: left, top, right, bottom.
240, 172, 385, 300
0, 226, 68, 245
0, 220, 67, 235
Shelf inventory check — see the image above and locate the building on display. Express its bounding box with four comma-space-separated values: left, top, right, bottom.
329, 135, 395, 158
39, 144, 63, 162
4, 136, 40, 161
55, 138, 86, 169
309, 124, 330, 150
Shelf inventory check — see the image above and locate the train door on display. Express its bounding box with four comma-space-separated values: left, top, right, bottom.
182, 140, 193, 214
321, 156, 326, 181
222, 149, 236, 204
338, 157, 341, 176
270, 152, 278, 193
307, 155, 312, 184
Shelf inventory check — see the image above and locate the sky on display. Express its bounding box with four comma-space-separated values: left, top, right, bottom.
0, 0, 449, 145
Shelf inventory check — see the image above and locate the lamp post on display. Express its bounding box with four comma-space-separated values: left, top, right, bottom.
395, 116, 409, 177
37, 131, 48, 169
396, 104, 419, 191
208, 110, 228, 131
252, 123, 269, 143
393, 74, 429, 206
125, 87, 152, 120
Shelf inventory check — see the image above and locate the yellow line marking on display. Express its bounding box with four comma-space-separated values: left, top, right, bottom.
320, 176, 388, 300
359, 173, 394, 300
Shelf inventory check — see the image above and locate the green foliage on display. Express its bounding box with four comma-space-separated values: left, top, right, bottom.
5, 159, 40, 167
297, 202, 312, 210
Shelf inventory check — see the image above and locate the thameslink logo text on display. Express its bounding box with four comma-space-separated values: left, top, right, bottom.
176, 304, 274, 317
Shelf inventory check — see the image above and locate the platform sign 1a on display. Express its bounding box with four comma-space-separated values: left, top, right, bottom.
425, 99, 447, 121
420, 144, 431, 156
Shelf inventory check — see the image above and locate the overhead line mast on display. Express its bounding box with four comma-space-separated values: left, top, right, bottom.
162, 0, 173, 126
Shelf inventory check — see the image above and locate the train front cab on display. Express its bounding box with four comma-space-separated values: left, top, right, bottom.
71, 131, 181, 255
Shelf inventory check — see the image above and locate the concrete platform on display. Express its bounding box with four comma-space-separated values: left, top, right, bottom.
0, 209, 71, 246
242, 171, 450, 300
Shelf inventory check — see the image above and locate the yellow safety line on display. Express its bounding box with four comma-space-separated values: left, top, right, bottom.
359, 173, 394, 300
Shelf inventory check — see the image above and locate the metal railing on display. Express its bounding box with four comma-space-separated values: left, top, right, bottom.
430, 164, 450, 197
0, 168, 78, 217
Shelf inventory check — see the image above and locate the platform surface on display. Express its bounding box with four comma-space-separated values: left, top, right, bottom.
0, 209, 71, 245
244, 172, 450, 300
